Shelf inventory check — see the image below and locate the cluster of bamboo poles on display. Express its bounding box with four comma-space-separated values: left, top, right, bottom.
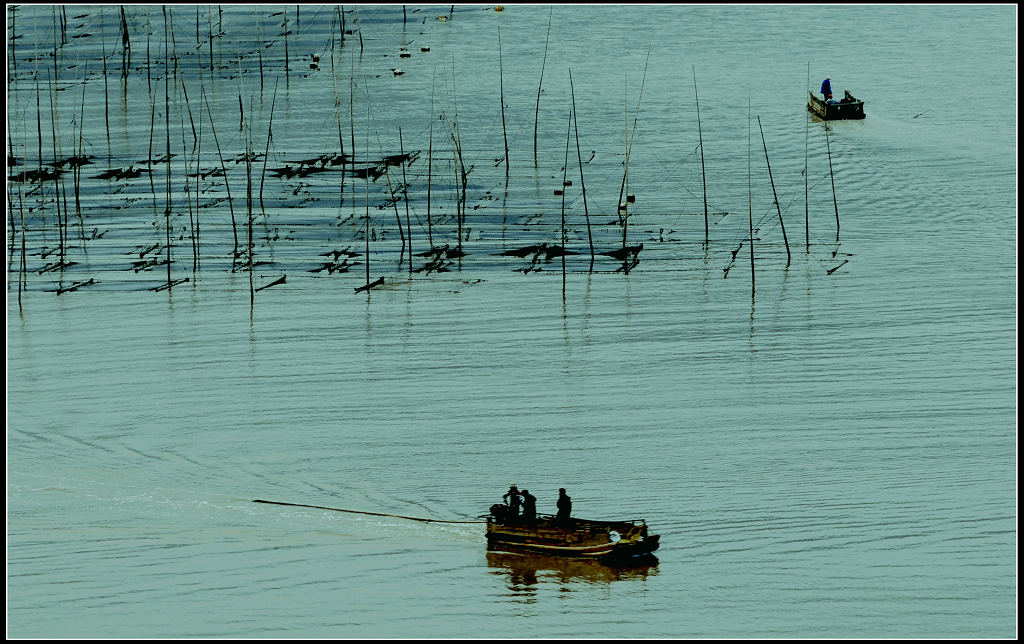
7, 5, 846, 314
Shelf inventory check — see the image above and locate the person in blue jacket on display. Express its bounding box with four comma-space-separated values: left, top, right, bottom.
821, 76, 833, 101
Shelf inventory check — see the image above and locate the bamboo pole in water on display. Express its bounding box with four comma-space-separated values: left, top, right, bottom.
399, 127, 412, 267
260, 79, 278, 215
621, 77, 629, 261
805, 62, 810, 252
145, 17, 152, 96
177, 70, 197, 153
364, 81, 406, 265
18, 171, 27, 311
202, 87, 238, 263
354, 6, 364, 56
120, 6, 130, 81
748, 99, 755, 296
195, 77, 203, 271
19, 123, 28, 310
331, 18, 344, 206
49, 15, 68, 260
34, 74, 46, 245
693, 65, 709, 247
617, 48, 649, 229
246, 113, 254, 311
6, 119, 15, 270
75, 63, 86, 239
9, 6, 14, 78
47, 70, 66, 264
164, 6, 173, 291
147, 75, 158, 213
177, 65, 197, 276
497, 22, 509, 181
102, 7, 111, 164
257, 21, 264, 98
825, 122, 840, 235
533, 7, 552, 168
207, 8, 214, 87
757, 115, 791, 266
427, 122, 433, 249
561, 109, 571, 299
379, 139, 406, 266
568, 69, 593, 270
35, 76, 42, 182
360, 99, 373, 292
451, 58, 467, 255
350, 53, 355, 189
283, 8, 290, 89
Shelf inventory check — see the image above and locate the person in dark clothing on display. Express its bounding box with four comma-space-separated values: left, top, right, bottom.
555, 488, 572, 525
821, 76, 833, 101
502, 484, 521, 519
520, 489, 537, 522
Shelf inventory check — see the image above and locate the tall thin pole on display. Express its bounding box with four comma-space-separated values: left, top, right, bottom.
498, 22, 509, 181
568, 68, 593, 269
757, 116, 791, 266
825, 123, 840, 235
533, 7, 552, 167
400, 126, 411, 268
164, 7, 172, 290
364, 101, 370, 288
561, 109, 571, 299
805, 62, 810, 252
748, 99, 755, 295
693, 65, 708, 246
451, 58, 466, 254
427, 123, 433, 248
622, 76, 628, 249
203, 88, 237, 263
283, 8, 290, 89
427, 73, 435, 249
247, 114, 254, 312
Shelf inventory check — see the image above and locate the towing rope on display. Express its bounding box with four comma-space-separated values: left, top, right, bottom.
252, 499, 486, 524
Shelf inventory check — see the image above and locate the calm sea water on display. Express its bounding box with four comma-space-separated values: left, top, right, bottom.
7, 4, 1016, 638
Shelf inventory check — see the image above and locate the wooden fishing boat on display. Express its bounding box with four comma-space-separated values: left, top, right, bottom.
485, 505, 660, 561
807, 89, 866, 120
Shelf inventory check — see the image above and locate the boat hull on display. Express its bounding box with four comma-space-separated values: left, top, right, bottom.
485, 515, 660, 561
807, 90, 866, 120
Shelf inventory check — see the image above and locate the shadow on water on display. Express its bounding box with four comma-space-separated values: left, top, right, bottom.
486, 550, 658, 593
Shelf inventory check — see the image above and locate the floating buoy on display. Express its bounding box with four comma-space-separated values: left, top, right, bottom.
626, 193, 636, 203
438, 15, 447, 22
400, 50, 411, 58
421, 46, 430, 52
554, 189, 563, 195
563, 179, 573, 186
495, 5, 504, 12
391, 68, 404, 76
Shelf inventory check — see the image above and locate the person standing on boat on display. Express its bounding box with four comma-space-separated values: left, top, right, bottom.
520, 489, 537, 523
821, 76, 833, 101
556, 488, 572, 525
503, 484, 522, 519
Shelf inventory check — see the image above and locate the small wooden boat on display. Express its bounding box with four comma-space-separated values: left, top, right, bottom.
485, 504, 660, 561
807, 89, 866, 120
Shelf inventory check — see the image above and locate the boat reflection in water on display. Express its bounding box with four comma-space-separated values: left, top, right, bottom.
486, 550, 659, 592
